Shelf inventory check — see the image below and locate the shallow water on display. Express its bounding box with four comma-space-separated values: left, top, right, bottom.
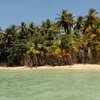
0, 70, 100, 100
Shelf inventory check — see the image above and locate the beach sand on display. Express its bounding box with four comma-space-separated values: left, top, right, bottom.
0, 64, 100, 71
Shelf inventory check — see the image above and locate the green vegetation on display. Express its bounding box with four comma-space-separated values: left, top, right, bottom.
0, 8, 100, 67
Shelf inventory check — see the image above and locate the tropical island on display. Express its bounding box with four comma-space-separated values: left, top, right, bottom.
0, 8, 100, 69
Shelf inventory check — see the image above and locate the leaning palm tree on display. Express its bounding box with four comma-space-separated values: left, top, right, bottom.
56, 10, 74, 34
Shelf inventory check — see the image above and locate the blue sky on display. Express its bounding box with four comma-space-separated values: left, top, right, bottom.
0, 0, 100, 29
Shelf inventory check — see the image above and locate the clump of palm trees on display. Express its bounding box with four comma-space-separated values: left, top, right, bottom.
0, 8, 100, 67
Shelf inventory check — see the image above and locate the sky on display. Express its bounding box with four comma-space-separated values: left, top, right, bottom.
0, 0, 100, 29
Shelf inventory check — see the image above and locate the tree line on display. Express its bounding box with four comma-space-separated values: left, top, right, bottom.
0, 8, 100, 67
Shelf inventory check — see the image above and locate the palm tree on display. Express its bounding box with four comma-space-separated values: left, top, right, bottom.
83, 8, 99, 34
0, 29, 6, 63
0, 29, 4, 43
56, 10, 74, 34
28, 22, 38, 35
18, 22, 29, 39
41, 19, 54, 34
41, 19, 59, 47
82, 9, 99, 63
2, 25, 17, 46
90, 19, 100, 63
74, 16, 85, 32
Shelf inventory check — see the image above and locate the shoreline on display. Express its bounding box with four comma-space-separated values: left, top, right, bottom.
0, 64, 100, 71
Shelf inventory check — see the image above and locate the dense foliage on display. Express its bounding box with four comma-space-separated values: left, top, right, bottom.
0, 9, 100, 67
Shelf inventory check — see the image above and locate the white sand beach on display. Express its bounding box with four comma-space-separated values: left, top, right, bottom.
0, 64, 100, 71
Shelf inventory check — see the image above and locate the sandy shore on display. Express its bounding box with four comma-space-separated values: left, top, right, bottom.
0, 64, 100, 71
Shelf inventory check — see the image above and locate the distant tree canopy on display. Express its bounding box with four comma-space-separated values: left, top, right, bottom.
0, 9, 100, 67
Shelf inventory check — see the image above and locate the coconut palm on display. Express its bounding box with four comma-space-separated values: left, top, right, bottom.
82, 9, 99, 63
83, 8, 99, 34
56, 10, 74, 34
2, 25, 17, 46
18, 22, 30, 39
0, 9, 99, 67
41, 19, 59, 47
28, 22, 39, 36
74, 16, 85, 32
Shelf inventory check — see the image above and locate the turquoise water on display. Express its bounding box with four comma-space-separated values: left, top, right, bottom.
0, 70, 100, 100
